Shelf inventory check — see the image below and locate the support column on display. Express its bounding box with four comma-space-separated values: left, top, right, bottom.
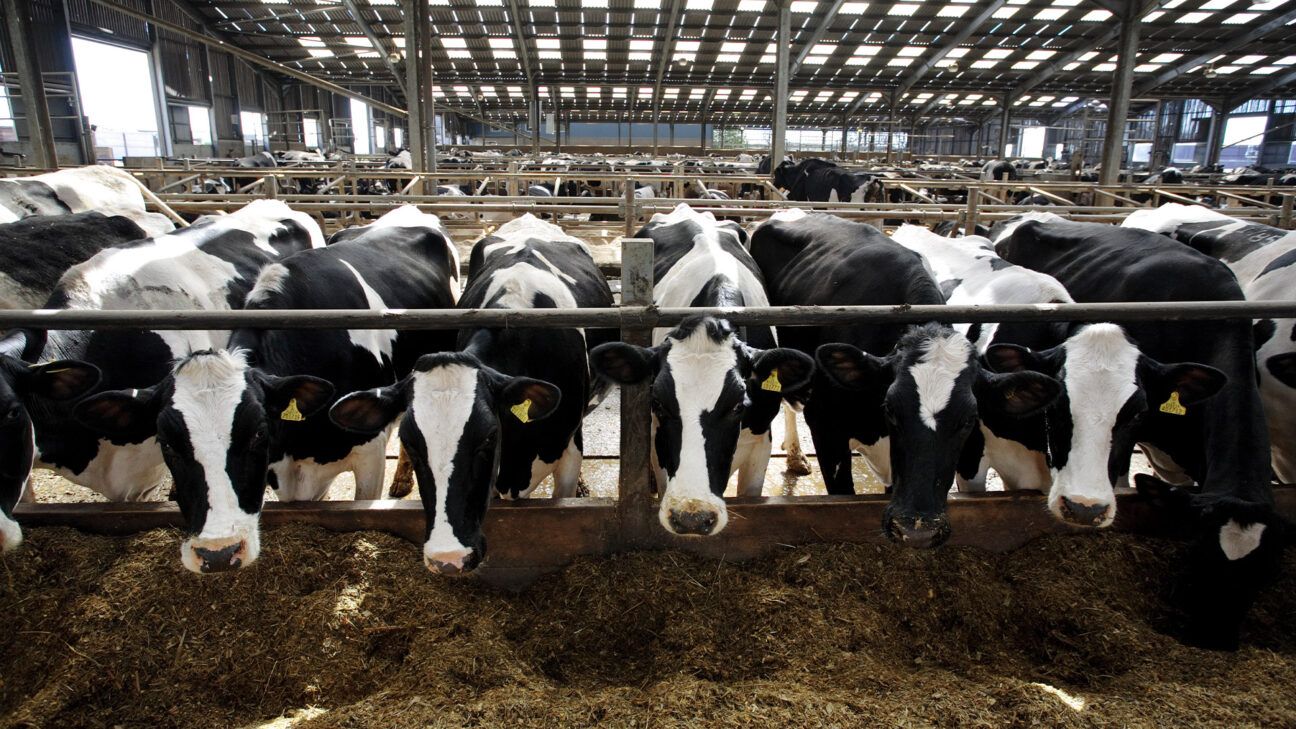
1099, 0, 1140, 185
1204, 102, 1227, 167
770, 0, 790, 180
652, 98, 660, 157
998, 93, 1012, 158
403, 0, 434, 173
3, 0, 59, 168
840, 113, 849, 156
529, 82, 541, 156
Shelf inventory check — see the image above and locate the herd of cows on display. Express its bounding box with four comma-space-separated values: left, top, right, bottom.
0, 163, 1293, 649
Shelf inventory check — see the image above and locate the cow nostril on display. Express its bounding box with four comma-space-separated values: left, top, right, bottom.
668, 509, 719, 536
193, 542, 244, 573
1060, 497, 1110, 527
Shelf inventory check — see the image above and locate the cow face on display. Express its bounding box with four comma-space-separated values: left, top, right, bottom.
329, 352, 561, 575
590, 317, 814, 537
0, 356, 100, 553
772, 161, 798, 190
74, 351, 334, 573
817, 324, 1060, 548
986, 324, 1227, 529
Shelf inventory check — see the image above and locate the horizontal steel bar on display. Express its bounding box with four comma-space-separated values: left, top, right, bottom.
3, 301, 1296, 331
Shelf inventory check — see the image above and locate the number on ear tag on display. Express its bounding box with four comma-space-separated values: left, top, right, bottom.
760, 370, 782, 393
281, 398, 305, 422
1158, 391, 1187, 416
511, 398, 532, 424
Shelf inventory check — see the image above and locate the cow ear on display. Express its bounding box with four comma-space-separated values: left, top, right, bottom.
749, 348, 815, 396
1264, 352, 1296, 389
74, 387, 161, 438
330, 383, 407, 435
261, 375, 336, 420
589, 342, 657, 386
24, 360, 101, 401
978, 370, 1061, 418
498, 377, 562, 424
1145, 361, 1227, 407
815, 343, 891, 391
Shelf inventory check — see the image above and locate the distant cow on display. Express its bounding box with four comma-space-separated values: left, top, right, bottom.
0, 165, 174, 237
330, 214, 615, 574
75, 206, 457, 573
0, 212, 149, 308
591, 204, 813, 537
234, 151, 277, 168
0, 200, 321, 555
751, 210, 1058, 548
981, 160, 1017, 182
773, 158, 882, 203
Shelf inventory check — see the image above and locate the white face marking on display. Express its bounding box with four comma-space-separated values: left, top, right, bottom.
1219, 519, 1266, 561
410, 364, 480, 561
1048, 324, 1139, 526
656, 328, 739, 533
909, 334, 973, 431
169, 351, 262, 572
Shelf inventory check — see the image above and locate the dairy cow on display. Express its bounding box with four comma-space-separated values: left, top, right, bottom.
0, 212, 150, 309
74, 206, 456, 572
997, 218, 1280, 649
0, 200, 320, 554
773, 159, 882, 203
1123, 203, 1296, 483
330, 214, 614, 574
0, 165, 174, 237
751, 211, 1060, 547
590, 204, 814, 537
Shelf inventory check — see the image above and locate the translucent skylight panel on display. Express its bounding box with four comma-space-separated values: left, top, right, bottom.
889, 3, 920, 13
1214, 65, 1240, 73
639, 86, 654, 95
1223, 11, 1259, 20
1278, 55, 1296, 64
938, 5, 969, 16
1251, 65, 1280, 74
1175, 11, 1212, 21
840, 1, 869, 11
1012, 61, 1039, 69
628, 52, 653, 60
1151, 52, 1182, 62
1078, 51, 1098, 61
676, 40, 701, 52
307, 49, 333, 57
1034, 8, 1066, 19
1080, 8, 1110, 19
536, 38, 561, 49
1133, 63, 1159, 72
720, 41, 746, 53
446, 50, 471, 59
488, 38, 513, 49
971, 59, 997, 68
344, 36, 372, 47
633, 0, 659, 8
685, 0, 714, 10
1201, 0, 1237, 8
539, 50, 562, 59
1235, 54, 1265, 64
454, 85, 472, 94
717, 53, 742, 62
888, 57, 915, 66
629, 39, 654, 51
586, 51, 607, 60
790, 0, 817, 10
1144, 10, 1164, 19
584, 38, 608, 50
507, 86, 524, 95
805, 55, 831, 63
983, 48, 1011, 59
580, 0, 608, 7
1092, 62, 1116, 71
737, 0, 766, 9
1026, 49, 1055, 60
299, 36, 326, 47
898, 45, 924, 56
992, 7, 1019, 17
811, 43, 837, 54
714, 89, 731, 98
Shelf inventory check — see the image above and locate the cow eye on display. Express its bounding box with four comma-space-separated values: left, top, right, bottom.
249, 429, 268, 447
158, 439, 176, 455
3, 406, 21, 423
731, 400, 748, 417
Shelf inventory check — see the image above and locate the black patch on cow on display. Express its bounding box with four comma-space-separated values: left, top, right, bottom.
0, 213, 147, 304
1258, 248, 1296, 279
938, 278, 963, 300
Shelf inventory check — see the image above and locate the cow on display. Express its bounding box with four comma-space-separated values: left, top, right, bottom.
234, 151, 277, 168
385, 149, 413, 169
996, 218, 1281, 649
589, 204, 815, 537
0, 165, 174, 237
73, 206, 456, 573
1123, 203, 1296, 483
1144, 166, 1184, 185
931, 220, 991, 238
328, 214, 614, 574
981, 160, 1017, 182
750, 210, 1060, 547
0, 212, 150, 309
277, 150, 327, 163
986, 211, 1068, 246
0, 200, 321, 555
773, 158, 882, 203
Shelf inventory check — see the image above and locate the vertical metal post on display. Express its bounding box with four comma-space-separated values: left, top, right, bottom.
529, 82, 541, 156
652, 97, 660, 156
3, 0, 58, 168
771, 0, 790, 180
840, 113, 849, 157
623, 177, 636, 237
1205, 102, 1226, 168
998, 93, 1012, 158
403, 0, 424, 172
617, 238, 655, 539
1099, 0, 1140, 186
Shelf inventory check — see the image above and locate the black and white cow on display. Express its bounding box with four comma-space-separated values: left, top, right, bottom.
0, 200, 321, 556
0, 212, 149, 309
1123, 203, 1296, 484
751, 210, 1060, 547
590, 204, 814, 537
0, 165, 174, 237
981, 160, 1018, 182
385, 150, 413, 169
235, 151, 277, 168
73, 206, 454, 572
329, 214, 614, 574
773, 158, 882, 203
997, 218, 1281, 649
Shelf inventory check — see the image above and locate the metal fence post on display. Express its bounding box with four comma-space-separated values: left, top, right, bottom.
617, 237, 655, 543
623, 177, 636, 238
1281, 194, 1293, 230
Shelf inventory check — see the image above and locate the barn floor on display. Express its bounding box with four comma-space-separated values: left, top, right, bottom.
1, 525, 1293, 728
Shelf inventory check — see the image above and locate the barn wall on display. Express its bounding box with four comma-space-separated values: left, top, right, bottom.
0, 0, 87, 162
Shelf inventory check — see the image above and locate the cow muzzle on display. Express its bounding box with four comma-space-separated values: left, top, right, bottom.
424, 548, 479, 576
184, 537, 252, 573
884, 512, 951, 549
1058, 495, 1115, 528
660, 494, 727, 537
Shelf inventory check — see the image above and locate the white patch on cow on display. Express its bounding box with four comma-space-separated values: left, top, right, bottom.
851, 436, 892, 485
1219, 519, 1266, 561
37, 436, 169, 500
658, 325, 736, 534
766, 207, 808, 224
981, 426, 1051, 490
850, 182, 869, 203
828, 188, 840, 203
909, 334, 973, 430
410, 364, 478, 564
387, 150, 412, 169
1121, 202, 1236, 235
168, 350, 261, 572
989, 211, 1067, 245
270, 425, 392, 501
4, 166, 174, 236
246, 263, 290, 305
339, 260, 397, 365
1048, 324, 1139, 527
732, 427, 771, 496
0, 507, 20, 551
0, 271, 40, 309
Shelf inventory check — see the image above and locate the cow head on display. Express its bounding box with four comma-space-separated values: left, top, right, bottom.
329, 352, 561, 575
985, 324, 1227, 528
74, 350, 334, 573
589, 317, 814, 537
772, 160, 799, 190
0, 356, 100, 553
817, 324, 1060, 548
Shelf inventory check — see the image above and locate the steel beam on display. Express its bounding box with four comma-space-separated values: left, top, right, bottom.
1099, 0, 1140, 185
893, 0, 1012, 100
771, 0, 790, 177
339, 0, 407, 97
2, 0, 58, 168
1132, 6, 1296, 98
1226, 67, 1296, 109
651, 0, 684, 152
789, 0, 847, 76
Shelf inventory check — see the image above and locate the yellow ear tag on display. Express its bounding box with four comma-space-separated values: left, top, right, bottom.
1159, 391, 1187, 416
760, 370, 783, 393
511, 398, 532, 424
280, 398, 305, 422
